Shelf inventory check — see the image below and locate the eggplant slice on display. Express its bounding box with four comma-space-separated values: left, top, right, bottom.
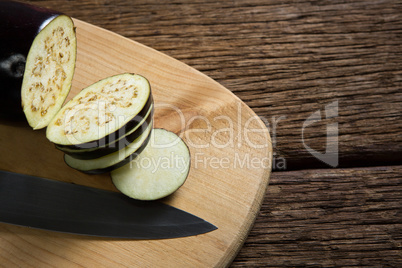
47, 73, 152, 147
54, 90, 153, 151
64, 119, 153, 174
111, 129, 191, 201
22, 15, 76, 129
0, 1, 76, 126
58, 104, 154, 160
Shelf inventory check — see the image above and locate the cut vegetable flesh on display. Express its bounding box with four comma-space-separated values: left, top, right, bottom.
111, 128, 191, 201
46, 73, 151, 146
0, 1, 76, 123
64, 119, 153, 174
59, 105, 154, 160
21, 15, 77, 129
54, 93, 153, 151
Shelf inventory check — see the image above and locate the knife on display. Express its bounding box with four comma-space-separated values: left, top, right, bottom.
0, 170, 216, 239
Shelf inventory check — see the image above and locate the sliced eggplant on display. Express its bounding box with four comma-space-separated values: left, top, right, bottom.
64, 119, 153, 174
58, 104, 154, 160
0, 1, 76, 127
111, 128, 191, 201
46, 73, 152, 147
54, 92, 153, 152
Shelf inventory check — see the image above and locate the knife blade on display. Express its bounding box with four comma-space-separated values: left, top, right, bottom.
0, 170, 216, 239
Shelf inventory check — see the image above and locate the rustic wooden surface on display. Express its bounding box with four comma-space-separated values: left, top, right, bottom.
22, 0, 402, 266
234, 166, 402, 267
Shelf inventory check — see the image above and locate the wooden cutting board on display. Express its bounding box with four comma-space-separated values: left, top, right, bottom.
0, 19, 272, 267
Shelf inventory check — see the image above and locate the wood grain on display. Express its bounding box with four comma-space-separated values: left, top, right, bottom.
29, 0, 402, 170
0, 18, 272, 267
8, 0, 402, 266
233, 166, 402, 267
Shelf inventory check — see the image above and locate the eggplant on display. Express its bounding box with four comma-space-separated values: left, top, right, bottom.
111, 128, 191, 201
0, 0, 76, 128
57, 104, 154, 160
54, 91, 153, 151
64, 119, 153, 174
46, 73, 152, 148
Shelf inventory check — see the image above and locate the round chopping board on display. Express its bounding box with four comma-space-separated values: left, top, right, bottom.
0, 19, 272, 267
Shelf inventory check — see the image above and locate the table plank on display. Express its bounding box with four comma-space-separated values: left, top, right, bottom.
232, 166, 402, 267
31, 0, 402, 170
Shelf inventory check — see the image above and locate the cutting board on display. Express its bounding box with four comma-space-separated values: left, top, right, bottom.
0, 19, 272, 267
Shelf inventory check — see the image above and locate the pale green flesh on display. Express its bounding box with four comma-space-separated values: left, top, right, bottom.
21, 15, 77, 130
47, 73, 151, 145
111, 129, 190, 201
58, 103, 154, 153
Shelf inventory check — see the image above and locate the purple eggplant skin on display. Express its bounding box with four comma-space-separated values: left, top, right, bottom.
0, 0, 60, 120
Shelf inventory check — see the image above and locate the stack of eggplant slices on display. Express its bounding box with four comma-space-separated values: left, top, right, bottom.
0, 1, 190, 201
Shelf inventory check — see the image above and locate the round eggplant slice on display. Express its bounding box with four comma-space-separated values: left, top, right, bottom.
47, 73, 152, 147
0, 1, 76, 126
64, 119, 153, 174
111, 128, 190, 201
61, 105, 154, 160
56, 99, 153, 154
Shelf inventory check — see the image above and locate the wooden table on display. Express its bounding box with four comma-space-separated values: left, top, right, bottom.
24, 0, 402, 266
